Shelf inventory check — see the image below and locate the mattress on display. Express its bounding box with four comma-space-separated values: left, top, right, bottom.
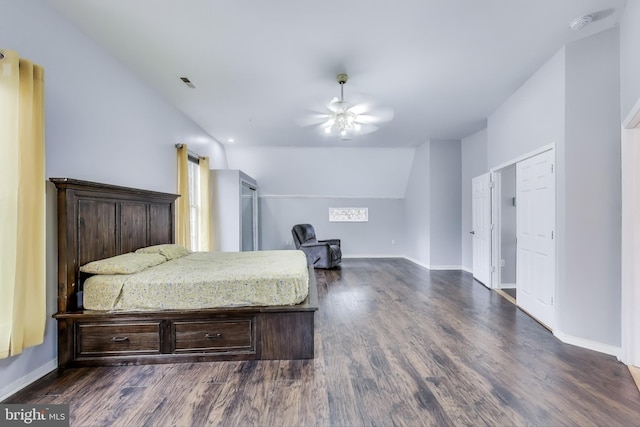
82, 250, 309, 311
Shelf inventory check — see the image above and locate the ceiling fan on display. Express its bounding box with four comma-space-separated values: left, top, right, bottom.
299, 73, 394, 140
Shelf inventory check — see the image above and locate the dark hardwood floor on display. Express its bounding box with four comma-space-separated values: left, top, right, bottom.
5, 258, 640, 426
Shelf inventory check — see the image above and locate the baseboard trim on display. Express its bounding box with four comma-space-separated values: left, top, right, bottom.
0, 358, 57, 402
429, 265, 464, 271
403, 256, 430, 270
553, 330, 621, 358
342, 254, 406, 259
501, 283, 516, 289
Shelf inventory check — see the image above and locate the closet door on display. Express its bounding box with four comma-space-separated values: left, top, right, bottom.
472, 173, 492, 287
516, 149, 556, 329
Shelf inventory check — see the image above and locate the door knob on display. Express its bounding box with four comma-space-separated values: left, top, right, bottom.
470, 231, 475, 235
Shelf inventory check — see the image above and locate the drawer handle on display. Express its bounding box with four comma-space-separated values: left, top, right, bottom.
110, 336, 129, 342
205, 333, 222, 340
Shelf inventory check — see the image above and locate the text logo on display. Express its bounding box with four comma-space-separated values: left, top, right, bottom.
1, 405, 69, 426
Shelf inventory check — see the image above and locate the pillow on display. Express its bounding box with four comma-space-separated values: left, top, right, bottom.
135, 244, 192, 260
80, 252, 166, 275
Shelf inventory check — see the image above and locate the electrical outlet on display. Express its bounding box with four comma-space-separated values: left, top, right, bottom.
500, 259, 506, 267
391, 239, 396, 245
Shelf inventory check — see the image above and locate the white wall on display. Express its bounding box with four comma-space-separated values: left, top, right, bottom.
225, 146, 412, 256
561, 28, 621, 347
460, 129, 488, 271
429, 140, 462, 268
620, 0, 640, 367
225, 146, 414, 197
404, 140, 462, 268
0, 0, 225, 399
260, 197, 406, 256
404, 142, 431, 264
487, 28, 622, 351
620, 1, 640, 121
488, 48, 566, 168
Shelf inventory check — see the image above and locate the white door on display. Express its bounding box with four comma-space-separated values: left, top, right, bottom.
516, 149, 556, 329
472, 173, 492, 287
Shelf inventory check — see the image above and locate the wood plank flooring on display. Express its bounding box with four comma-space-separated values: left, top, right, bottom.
5, 258, 640, 426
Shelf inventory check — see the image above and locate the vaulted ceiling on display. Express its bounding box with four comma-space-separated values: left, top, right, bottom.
46, 0, 626, 147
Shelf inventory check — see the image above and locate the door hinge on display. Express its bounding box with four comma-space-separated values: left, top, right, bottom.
550, 297, 554, 306
551, 230, 554, 239
551, 163, 554, 173
490, 181, 496, 188
491, 266, 496, 273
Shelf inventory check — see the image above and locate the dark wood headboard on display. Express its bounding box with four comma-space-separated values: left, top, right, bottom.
51, 178, 179, 313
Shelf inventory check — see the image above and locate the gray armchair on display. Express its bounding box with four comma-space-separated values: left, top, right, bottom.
291, 224, 342, 269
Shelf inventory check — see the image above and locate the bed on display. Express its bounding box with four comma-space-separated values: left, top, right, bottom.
51, 178, 318, 368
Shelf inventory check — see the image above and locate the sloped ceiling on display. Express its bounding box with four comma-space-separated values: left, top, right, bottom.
46, 0, 626, 148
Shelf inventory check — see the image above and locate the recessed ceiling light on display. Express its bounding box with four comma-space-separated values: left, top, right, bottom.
227, 138, 235, 143
569, 14, 593, 31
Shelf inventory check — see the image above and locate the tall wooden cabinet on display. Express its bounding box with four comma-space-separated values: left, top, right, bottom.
210, 169, 258, 251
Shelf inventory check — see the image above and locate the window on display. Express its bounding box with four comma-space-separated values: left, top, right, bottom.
187, 156, 201, 250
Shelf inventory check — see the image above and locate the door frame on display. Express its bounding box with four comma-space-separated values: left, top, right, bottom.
489, 143, 556, 295
621, 97, 640, 367
489, 167, 507, 290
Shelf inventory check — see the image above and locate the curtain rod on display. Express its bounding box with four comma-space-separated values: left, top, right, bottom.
175, 143, 205, 159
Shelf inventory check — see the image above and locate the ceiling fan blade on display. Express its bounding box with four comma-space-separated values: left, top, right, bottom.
355, 123, 380, 135
296, 112, 331, 127
356, 108, 395, 124
349, 103, 372, 115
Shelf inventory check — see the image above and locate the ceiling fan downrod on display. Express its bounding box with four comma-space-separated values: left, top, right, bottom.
336, 73, 349, 103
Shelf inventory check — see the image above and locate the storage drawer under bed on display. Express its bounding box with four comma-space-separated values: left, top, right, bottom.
76, 321, 162, 357
173, 318, 255, 354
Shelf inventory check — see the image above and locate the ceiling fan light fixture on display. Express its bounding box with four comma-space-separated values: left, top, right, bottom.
324, 73, 361, 137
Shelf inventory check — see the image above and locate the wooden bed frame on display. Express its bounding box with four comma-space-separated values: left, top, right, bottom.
51, 178, 318, 368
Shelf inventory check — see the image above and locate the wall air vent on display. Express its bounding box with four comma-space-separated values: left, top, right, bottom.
180, 77, 195, 88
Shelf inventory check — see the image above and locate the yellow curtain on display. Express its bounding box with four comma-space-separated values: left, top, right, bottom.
0, 50, 46, 358
198, 157, 212, 251
176, 144, 191, 248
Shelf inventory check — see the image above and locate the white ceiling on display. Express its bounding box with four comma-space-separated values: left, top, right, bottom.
46, 0, 626, 148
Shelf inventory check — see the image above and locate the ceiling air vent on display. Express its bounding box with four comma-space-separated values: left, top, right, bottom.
180, 77, 195, 88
